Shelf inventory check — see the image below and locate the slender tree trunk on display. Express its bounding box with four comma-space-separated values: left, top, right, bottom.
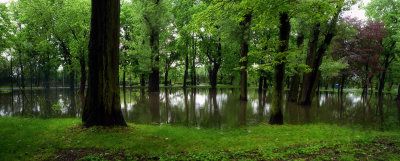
340, 75, 345, 95
79, 54, 86, 106
18, 52, 25, 89
123, 71, 126, 90
288, 34, 304, 102
82, 0, 126, 127
378, 55, 390, 96
191, 36, 196, 86
140, 73, 146, 87
164, 57, 169, 86
270, 13, 290, 125
239, 13, 251, 101
183, 53, 189, 88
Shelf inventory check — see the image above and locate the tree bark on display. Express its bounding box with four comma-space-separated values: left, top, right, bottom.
148, 28, 160, 92
270, 13, 290, 125
82, 0, 126, 127
78, 54, 86, 107
396, 85, 400, 101
299, 7, 341, 106
288, 34, 304, 102
378, 54, 390, 95
191, 35, 197, 86
183, 53, 189, 88
239, 13, 251, 101
140, 73, 146, 87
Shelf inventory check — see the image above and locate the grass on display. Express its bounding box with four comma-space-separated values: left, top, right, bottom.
1, 118, 400, 160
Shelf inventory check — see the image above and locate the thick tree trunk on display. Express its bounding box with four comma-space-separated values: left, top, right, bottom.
209, 41, 221, 89
239, 13, 251, 101
258, 75, 263, 93
149, 28, 160, 92
82, 0, 126, 127
270, 13, 290, 125
79, 54, 86, 107
299, 8, 340, 106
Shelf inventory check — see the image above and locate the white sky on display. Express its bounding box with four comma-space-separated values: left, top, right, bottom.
343, 0, 371, 21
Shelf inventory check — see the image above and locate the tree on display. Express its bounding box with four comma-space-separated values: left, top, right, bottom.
365, 0, 400, 96
82, 0, 126, 127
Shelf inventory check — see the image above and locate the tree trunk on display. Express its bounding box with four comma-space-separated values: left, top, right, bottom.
210, 40, 221, 89
140, 73, 146, 87
288, 73, 300, 102
82, 0, 126, 127
340, 75, 345, 95
239, 13, 251, 101
270, 13, 290, 125
123, 71, 126, 90
378, 54, 390, 96
164, 57, 169, 86
191, 36, 196, 86
258, 75, 263, 93
299, 7, 340, 106
79, 54, 86, 107
149, 28, 160, 92
183, 53, 189, 88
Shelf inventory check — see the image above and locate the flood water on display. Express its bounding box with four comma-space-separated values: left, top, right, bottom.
1, 88, 399, 129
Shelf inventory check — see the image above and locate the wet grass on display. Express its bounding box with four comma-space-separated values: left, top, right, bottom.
0, 117, 399, 160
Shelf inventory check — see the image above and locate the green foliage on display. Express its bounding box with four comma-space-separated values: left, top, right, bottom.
319, 56, 349, 78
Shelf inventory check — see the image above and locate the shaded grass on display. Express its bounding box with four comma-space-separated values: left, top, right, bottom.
0, 117, 399, 160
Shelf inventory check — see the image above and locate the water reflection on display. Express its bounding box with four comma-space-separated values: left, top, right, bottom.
0, 88, 399, 129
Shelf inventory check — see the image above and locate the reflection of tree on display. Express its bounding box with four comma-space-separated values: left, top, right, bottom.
149, 92, 160, 124
190, 88, 197, 126
238, 100, 246, 127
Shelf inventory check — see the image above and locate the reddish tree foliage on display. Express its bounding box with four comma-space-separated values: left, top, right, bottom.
333, 18, 386, 92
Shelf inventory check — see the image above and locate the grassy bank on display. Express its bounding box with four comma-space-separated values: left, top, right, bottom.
1, 117, 400, 160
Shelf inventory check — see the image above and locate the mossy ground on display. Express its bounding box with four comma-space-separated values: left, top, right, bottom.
0, 117, 399, 160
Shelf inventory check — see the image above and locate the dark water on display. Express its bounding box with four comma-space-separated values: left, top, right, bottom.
1, 88, 399, 129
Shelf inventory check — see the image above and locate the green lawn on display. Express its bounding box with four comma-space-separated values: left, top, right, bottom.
0, 117, 399, 160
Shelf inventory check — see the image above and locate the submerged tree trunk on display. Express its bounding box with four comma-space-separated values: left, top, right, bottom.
82, 0, 126, 127
270, 13, 290, 125
239, 13, 251, 101
299, 7, 340, 106
288, 73, 300, 102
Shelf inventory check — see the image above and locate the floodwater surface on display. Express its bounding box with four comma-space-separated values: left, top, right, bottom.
0, 88, 399, 129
